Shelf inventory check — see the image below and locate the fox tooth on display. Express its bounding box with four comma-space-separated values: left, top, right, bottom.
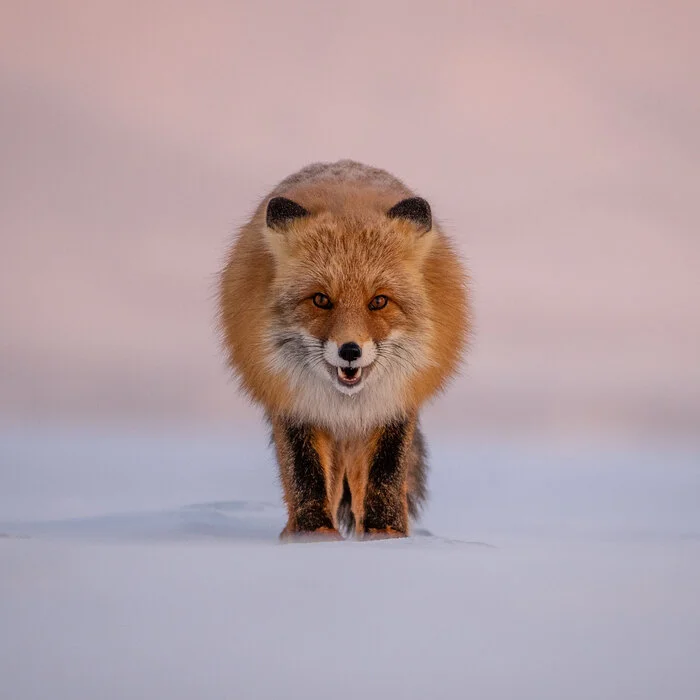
337, 366, 362, 383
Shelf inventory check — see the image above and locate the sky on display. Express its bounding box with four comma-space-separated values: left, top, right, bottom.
1, 0, 698, 443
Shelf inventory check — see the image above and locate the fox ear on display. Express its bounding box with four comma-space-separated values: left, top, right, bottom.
266, 196, 309, 230
387, 197, 432, 234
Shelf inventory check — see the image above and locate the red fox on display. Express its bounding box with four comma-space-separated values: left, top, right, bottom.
219, 161, 469, 539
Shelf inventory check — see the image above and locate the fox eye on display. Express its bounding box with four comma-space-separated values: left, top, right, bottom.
312, 293, 333, 309
368, 295, 388, 311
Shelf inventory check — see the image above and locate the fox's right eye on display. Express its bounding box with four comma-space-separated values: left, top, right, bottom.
312, 293, 333, 309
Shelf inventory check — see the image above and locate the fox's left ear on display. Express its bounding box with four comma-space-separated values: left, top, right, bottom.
387, 197, 432, 235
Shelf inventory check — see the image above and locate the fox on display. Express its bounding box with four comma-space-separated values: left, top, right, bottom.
218, 160, 469, 540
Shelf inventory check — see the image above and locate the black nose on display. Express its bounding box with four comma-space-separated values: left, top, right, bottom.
338, 342, 362, 363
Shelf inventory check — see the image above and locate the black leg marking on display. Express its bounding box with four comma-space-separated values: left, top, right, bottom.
407, 425, 428, 519
363, 421, 410, 533
285, 423, 334, 531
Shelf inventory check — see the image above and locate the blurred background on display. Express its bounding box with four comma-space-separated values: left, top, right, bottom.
1, 1, 698, 524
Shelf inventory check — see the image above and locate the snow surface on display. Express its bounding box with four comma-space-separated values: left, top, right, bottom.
1, 428, 699, 699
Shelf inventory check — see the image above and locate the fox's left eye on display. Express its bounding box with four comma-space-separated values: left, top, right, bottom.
312, 293, 333, 309
368, 295, 389, 311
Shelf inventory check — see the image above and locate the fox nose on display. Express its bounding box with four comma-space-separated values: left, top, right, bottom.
338, 342, 362, 363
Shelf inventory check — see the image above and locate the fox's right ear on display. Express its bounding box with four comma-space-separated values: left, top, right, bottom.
266, 196, 309, 231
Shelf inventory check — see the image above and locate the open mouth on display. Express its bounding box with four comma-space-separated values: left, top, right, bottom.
337, 365, 362, 387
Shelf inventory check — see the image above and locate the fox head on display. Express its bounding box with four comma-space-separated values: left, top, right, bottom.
263, 193, 437, 418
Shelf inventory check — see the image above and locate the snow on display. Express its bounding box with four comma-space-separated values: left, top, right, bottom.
1, 428, 699, 699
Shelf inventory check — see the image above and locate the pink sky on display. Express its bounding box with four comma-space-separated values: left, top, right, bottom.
1, 0, 698, 441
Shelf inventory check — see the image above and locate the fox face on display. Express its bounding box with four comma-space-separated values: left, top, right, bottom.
264, 195, 435, 425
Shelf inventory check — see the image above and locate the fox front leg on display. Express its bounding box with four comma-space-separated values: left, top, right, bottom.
362, 420, 414, 538
272, 419, 342, 541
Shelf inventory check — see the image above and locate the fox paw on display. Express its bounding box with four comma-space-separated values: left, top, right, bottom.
363, 527, 408, 540
280, 526, 344, 543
